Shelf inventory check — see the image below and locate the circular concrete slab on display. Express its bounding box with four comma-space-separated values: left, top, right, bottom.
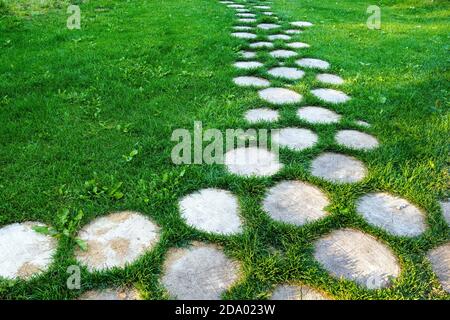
311, 88, 351, 104
286, 42, 310, 49
272, 128, 318, 151
335, 130, 379, 150
314, 228, 400, 289
270, 49, 297, 58
237, 13, 255, 18
263, 181, 329, 226
233, 26, 253, 31
0, 222, 57, 279
268, 67, 305, 80
311, 152, 367, 183
162, 243, 241, 300
234, 61, 263, 70
224, 147, 283, 177
356, 193, 426, 237
239, 51, 257, 59
244, 108, 279, 123
291, 21, 313, 27
297, 106, 341, 124
228, 4, 245, 8
440, 200, 450, 226
268, 34, 291, 41
233, 76, 270, 87
232, 32, 257, 39
75, 211, 160, 271
249, 41, 274, 48
179, 188, 242, 235
270, 284, 330, 300
285, 29, 302, 35
254, 5, 271, 9
258, 87, 303, 105
238, 18, 257, 24
235, 8, 250, 13
316, 73, 344, 85
296, 58, 330, 70
263, 12, 274, 16
79, 287, 141, 300
257, 23, 280, 30
428, 242, 450, 293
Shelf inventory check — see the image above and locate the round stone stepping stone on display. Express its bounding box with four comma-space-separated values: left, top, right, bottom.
79, 287, 141, 300
263, 12, 274, 16
263, 181, 329, 226
162, 243, 241, 299
428, 242, 450, 293
335, 130, 379, 150
270, 284, 330, 300
268, 67, 305, 80
270, 49, 297, 58
291, 21, 313, 27
233, 26, 253, 31
296, 58, 330, 70
234, 61, 263, 70
232, 32, 257, 39
233, 76, 270, 87
224, 147, 282, 177
249, 41, 274, 48
257, 23, 280, 30
267, 34, 291, 41
244, 108, 279, 123
272, 128, 318, 151
297, 106, 341, 124
179, 188, 242, 235
238, 18, 257, 23
228, 4, 245, 8
235, 8, 249, 12
239, 50, 257, 59
356, 120, 371, 127
236, 13, 255, 18
285, 29, 302, 34
254, 5, 271, 9
356, 193, 426, 237
311, 88, 351, 104
286, 42, 310, 49
311, 152, 367, 183
258, 87, 302, 105
314, 228, 400, 289
440, 200, 450, 226
0, 222, 57, 279
316, 73, 344, 85
75, 211, 160, 271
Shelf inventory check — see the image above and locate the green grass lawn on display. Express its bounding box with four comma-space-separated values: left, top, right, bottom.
0, 0, 449, 299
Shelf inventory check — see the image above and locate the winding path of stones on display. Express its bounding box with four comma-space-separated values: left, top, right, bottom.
0, 0, 448, 300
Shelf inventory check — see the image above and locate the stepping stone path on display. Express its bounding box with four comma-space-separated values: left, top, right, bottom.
162, 243, 241, 299
224, 146, 283, 177
272, 128, 318, 151
296, 58, 330, 70
259, 87, 302, 105
316, 73, 344, 85
270, 284, 330, 300
314, 229, 401, 289
75, 211, 160, 271
234, 61, 263, 69
297, 106, 341, 124
311, 152, 367, 183
233, 76, 270, 87
179, 188, 242, 235
244, 108, 279, 123
335, 130, 379, 150
79, 287, 141, 300
0, 222, 57, 279
311, 88, 351, 104
356, 193, 426, 236
263, 181, 329, 226
268, 67, 305, 80
427, 242, 450, 293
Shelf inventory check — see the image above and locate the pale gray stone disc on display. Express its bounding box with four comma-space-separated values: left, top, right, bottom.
270, 49, 297, 58
268, 67, 305, 80
244, 108, 279, 123
296, 58, 330, 70
316, 73, 344, 85
270, 284, 330, 300
311, 152, 367, 183
224, 147, 283, 177
233, 76, 270, 87
311, 88, 351, 104
335, 130, 379, 150
272, 128, 318, 151
258, 87, 303, 105
428, 242, 450, 293
249, 41, 274, 48
297, 106, 341, 124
